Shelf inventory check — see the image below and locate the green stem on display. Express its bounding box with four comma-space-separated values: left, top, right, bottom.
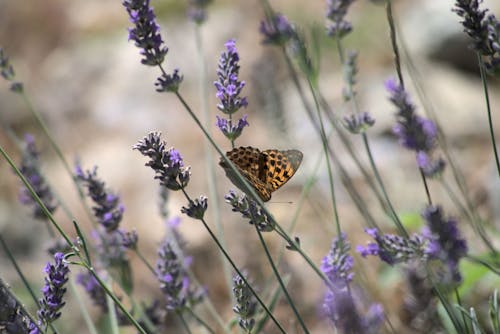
177, 188, 286, 333
178, 312, 193, 334
478, 54, 500, 179
186, 307, 216, 334
194, 23, 233, 302
254, 226, 310, 334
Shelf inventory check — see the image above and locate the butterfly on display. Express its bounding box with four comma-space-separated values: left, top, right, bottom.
219, 146, 303, 202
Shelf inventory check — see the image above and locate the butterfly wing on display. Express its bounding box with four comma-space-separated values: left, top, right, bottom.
219, 146, 272, 201
262, 149, 303, 191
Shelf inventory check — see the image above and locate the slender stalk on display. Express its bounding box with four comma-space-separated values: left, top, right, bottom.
386, 1, 404, 89
254, 226, 310, 334
0, 234, 41, 308
193, 23, 233, 301
177, 189, 286, 333
1, 145, 148, 334
478, 54, 500, 179
178, 312, 193, 334
186, 306, 216, 334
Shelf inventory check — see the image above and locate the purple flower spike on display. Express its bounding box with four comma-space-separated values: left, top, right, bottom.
18, 135, 58, 220
215, 114, 249, 140
36, 253, 70, 327
76, 166, 124, 232
422, 205, 468, 283
321, 233, 354, 286
326, 0, 355, 39
356, 228, 427, 265
123, 0, 169, 66
260, 13, 295, 45
386, 79, 445, 177
134, 132, 191, 191
214, 39, 248, 115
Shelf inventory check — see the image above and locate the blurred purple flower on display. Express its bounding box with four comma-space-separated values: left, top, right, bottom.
187, 0, 212, 24
356, 228, 427, 265
343, 112, 375, 134
156, 239, 204, 312
422, 205, 468, 283
155, 68, 183, 93
326, 0, 355, 38
259, 13, 295, 45
386, 78, 445, 177
76, 271, 107, 312
18, 134, 58, 220
0, 47, 23, 92
321, 233, 354, 286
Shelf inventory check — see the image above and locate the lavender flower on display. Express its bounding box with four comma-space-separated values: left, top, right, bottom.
92, 229, 129, 267
323, 288, 383, 334
422, 205, 468, 283
326, 0, 355, 39
76, 271, 107, 312
215, 114, 249, 141
321, 235, 383, 333
232, 272, 257, 332
386, 78, 445, 177
156, 239, 204, 312
214, 39, 248, 115
224, 191, 274, 232
18, 134, 58, 220
36, 253, 69, 328
0, 279, 32, 333
123, 0, 168, 66
453, 0, 500, 73
356, 228, 427, 265
181, 196, 208, 220
343, 112, 375, 134
321, 233, 354, 286
342, 51, 359, 101
259, 13, 295, 45
76, 165, 124, 232
187, 0, 213, 24
134, 132, 191, 191
155, 68, 183, 93
0, 47, 23, 92
120, 229, 139, 249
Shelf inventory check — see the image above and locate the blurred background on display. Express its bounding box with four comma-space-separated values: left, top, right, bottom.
1, 0, 500, 333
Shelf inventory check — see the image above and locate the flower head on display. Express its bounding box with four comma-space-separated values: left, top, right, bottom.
343, 112, 375, 134
123, 0, 168, 66
181, 196, 208, 220
76, 166, 124, 232
36, 253, 69, 327
18, 134, 58, 220
214, 39, 248, 115
156, 239, 204, 312
326, 0, 355, 39
155, 68, 183, 93
386, 78, 445, 177
259, 13, 295, 45
422, 205, 468, 283
0, 47, 23, 92
224, 191, 274, 232
215, 114, 249, 141
453, 0, 500, 73
356, 228, 427, 265
321, 233, 354, 287
232, 272, 257, 332
187, 0, 212, 24
134, 132, 191, 191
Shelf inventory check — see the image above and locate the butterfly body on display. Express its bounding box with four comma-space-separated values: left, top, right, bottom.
219, 146, 303, 202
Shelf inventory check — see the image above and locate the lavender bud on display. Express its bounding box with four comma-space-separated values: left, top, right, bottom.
155, 69, 183, 93
232, 272, 257, 332
181, 196, 208, 220
343, 112, 375, 134
259, 13, 295, 45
